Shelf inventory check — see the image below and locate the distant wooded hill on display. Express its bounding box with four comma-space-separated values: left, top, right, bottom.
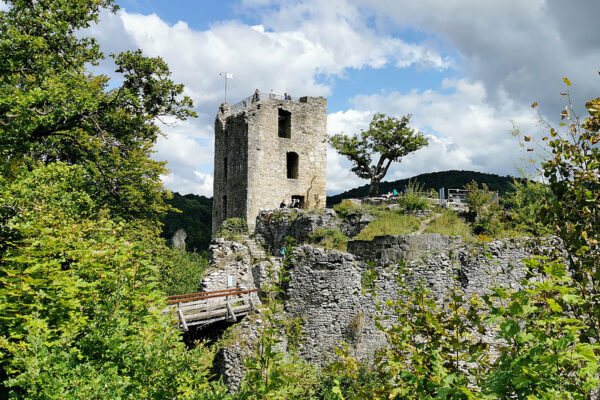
161, 193, 212, 252
162, 170, 522, 251
326, 170, 522, 207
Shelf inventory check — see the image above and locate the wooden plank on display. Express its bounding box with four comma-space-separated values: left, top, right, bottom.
183, 309, 252, 329
185, 312, 248, 328
178, 307, 188, 332
185, 308, 228, 322
184, 304, 250, 323
226, 302, 237, 322
167, 287, 241, 300
167, 287, 257, 300
167, 288, 258, 305
177, 295, 237, 311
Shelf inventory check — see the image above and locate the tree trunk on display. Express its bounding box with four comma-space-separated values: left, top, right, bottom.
369, 179, 380, 197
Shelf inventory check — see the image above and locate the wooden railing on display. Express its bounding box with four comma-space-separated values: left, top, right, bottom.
164, 288, 259, 331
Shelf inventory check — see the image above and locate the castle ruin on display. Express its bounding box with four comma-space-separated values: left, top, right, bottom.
212, 94, 327, 234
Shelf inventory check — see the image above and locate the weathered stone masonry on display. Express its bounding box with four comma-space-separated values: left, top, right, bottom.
212, 97, 328, 234
211, 207, 565, 389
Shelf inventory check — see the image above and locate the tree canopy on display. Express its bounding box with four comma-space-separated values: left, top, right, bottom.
0, 1, 228, 397
0, 0, 196, 221
329, 113, 428, 196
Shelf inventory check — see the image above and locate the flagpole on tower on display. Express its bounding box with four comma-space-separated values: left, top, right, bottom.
219, 72, 233, 103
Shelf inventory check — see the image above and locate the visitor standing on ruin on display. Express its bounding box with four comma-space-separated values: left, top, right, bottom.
252, 89, 260, 103
280, 200, 286, 208
269, 89, 275, 98
284, 93, 291, 100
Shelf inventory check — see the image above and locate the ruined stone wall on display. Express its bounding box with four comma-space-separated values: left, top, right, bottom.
347, 233, 460, 263
254, 208, 374, 252
214, 234, 563, 389
246, 96, 327, 231
212, 97, 327, 234
212, 108, 249, 234
284, 236, 561, 366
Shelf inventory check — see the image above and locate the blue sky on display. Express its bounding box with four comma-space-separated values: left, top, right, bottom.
86, 0, 600, 196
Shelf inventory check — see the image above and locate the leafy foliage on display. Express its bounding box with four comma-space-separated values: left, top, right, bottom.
329, 113, 428, 196
162, 193, 213, 252
398, 180, 431, 211
0, 2, 227, 397
482, 258, 599, 398
327, 170, 522, 207
322, 346, 383, 400
0, 0, 195, 222
216, 218, 248, 240
538, 92, 600, 277
157, 248, 210, 296
372, 278, 487, 399
534, 84, 600, 349
502, 179, 554, 236
464, 181, 502, 236
0, 163, 226, 398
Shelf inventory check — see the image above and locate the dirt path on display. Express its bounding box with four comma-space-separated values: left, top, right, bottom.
414, 212, 442, 235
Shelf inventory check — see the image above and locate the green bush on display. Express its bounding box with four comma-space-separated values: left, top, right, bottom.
317, 362, 382, 400
310, 228, 349, 251
398, 180, 430, 211
464, 181, 502, 235
333, 199, 362, 217
502, 179, 553, 236
216, 217, 248, 240
157, 249, 210, 295
0, 164, 227, 399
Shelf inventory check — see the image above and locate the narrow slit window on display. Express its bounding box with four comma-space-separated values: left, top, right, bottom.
286, 152, 298, 179
278, 109, 291, 138
223, 157, 228, 180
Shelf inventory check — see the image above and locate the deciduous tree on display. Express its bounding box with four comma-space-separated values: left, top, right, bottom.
0, 0, 196, 221
329, 113, 428, 196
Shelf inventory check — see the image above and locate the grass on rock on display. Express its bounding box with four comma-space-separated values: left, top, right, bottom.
354, 212, 421, 241
309, 228, 349, 252
423, 209, 472, 238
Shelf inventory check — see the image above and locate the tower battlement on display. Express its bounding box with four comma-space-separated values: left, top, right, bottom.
212, 96, 328, 234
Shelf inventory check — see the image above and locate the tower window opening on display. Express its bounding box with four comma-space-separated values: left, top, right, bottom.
224, 157, 228, 180
278, 109, 291, 138
286, 152, 298, 179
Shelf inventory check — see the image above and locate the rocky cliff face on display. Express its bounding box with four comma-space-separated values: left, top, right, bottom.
254, 208, 374, 251
211, 217, 562, 389
283, 235, 561, 366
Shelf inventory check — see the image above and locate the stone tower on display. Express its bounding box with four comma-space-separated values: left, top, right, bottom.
212, 95, 327, 234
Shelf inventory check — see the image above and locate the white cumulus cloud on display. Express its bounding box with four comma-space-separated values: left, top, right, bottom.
325, 78, 540, 194
89, 2, 449, 196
